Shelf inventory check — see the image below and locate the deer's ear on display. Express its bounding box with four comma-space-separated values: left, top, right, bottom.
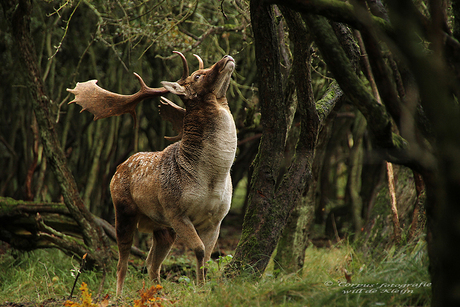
161, 81, 187, 96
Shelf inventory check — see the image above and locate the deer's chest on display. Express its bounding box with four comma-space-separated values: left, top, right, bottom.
198, 108, 237, 175
181, 108, 236, 224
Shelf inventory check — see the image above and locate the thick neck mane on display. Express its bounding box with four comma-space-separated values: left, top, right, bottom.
177, 94, 237, 178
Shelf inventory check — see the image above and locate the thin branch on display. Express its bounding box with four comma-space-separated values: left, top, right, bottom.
49, 0, 82, 60
354, 30, 381, 104
272, 0, 389, 31
157, 25, 247, 60
36, 213, 90, 259
128, 0, 166, 22
386, 162, 401, 243
139, 0, 199, 58
46, 0, 72, 18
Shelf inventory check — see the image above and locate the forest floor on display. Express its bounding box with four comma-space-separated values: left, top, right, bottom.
0, 211, 431, 307
0, 212, 244, 307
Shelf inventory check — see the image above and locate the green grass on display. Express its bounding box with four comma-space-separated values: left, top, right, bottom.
0, 240, 430, 306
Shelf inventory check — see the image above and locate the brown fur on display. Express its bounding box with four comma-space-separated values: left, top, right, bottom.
111, 56, 237, 295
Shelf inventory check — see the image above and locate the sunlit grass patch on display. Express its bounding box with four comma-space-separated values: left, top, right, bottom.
307, 240, 431, 306
0, 249, 76, 303
301, 243, 356, 283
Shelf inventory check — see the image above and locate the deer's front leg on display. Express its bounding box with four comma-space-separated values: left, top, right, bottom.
200, 224, 221, 265
170, 216, 206, 284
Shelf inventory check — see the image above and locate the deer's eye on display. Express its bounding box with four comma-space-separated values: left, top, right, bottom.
194, 74, 201, 81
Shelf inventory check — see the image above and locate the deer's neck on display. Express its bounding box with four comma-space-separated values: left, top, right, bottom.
178, 96, 237, 180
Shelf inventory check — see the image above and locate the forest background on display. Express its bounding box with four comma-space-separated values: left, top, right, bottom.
0, 0, 459, 306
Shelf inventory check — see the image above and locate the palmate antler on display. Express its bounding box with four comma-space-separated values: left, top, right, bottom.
67, 73, 169, 122
67, 51, 191, 138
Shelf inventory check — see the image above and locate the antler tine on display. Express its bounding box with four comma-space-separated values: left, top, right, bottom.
133, 72, 169, 97
133, 72, 148, 89
193, 54, 204, 70
159, 96, 185, 142
173, 51, 189, 81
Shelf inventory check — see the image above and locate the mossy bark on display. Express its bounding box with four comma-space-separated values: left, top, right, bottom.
226, 4, 342, 277
229, 3, 359, 277
225, 0, 288, 276
226, 0, 294, 275
303, 14, 392, 149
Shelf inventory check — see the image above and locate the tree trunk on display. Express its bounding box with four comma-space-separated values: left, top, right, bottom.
408, 172, 426, 240
1, 0, 111, 268
226, 3, 340, 277
272, 7, 314, 275
225, 0, 290, 276
382, 1, 460, 304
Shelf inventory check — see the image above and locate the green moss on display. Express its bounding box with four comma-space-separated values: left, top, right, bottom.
392, 133, 409, 149
373, 185, 392, 217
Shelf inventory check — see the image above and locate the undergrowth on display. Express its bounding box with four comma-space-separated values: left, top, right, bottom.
0, 239, 430, 306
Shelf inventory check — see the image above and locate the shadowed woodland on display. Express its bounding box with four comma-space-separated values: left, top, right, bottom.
1, 0, 460, 306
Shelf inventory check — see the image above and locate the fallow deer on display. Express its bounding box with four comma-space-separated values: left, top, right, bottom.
67, 52, 237, 295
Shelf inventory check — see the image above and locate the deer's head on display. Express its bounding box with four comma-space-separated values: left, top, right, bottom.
162, 54, 235, 105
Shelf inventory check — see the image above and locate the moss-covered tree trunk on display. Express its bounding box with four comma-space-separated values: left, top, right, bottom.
226, 0, 290, 275
271, 7, 315, 275
226, 3, 340, 277
1, 0, 111, 268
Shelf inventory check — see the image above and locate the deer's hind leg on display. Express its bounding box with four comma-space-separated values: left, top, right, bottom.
114, 198, 139, 296
146, 228, 176, 282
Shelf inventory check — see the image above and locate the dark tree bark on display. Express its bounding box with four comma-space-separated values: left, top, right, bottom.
226, 2, 339, 277
225, 0, 288, 275
0, 0, 111, 268
384, 0, 460, 305
272, 7, 315, 275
